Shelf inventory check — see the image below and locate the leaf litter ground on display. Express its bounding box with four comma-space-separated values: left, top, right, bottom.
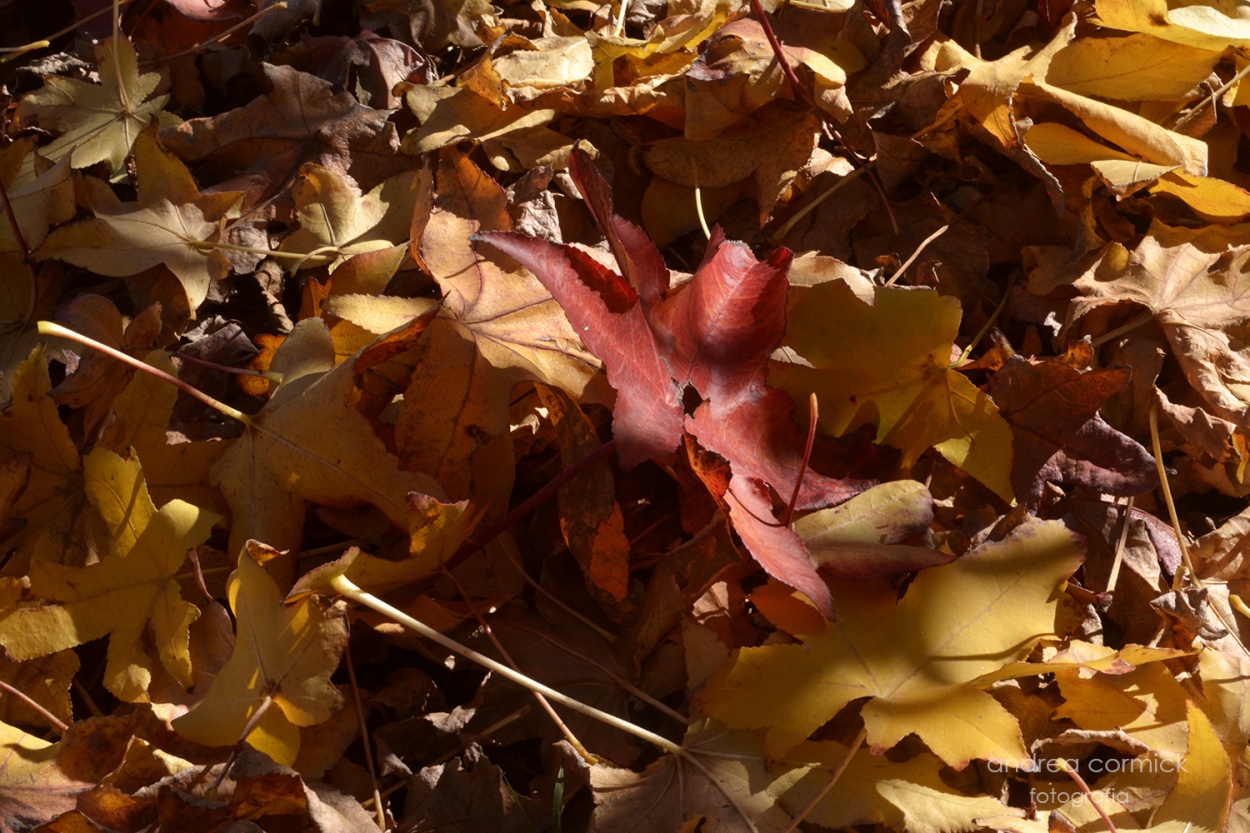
1, 1, 1250, 832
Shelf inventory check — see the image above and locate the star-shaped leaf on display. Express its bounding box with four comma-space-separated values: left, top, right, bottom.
173, 547, 347, 766
35, 128, 242, 308
14, 36, 173, 187
773, 279, 1015, 502
0, 448, 218, 702
696, 518, 1083, 765
278, 164, 419, 273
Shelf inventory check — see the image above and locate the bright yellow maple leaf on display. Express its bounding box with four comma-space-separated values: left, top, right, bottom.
0, 448, 218, 702
173, 548, 347, 766
773, 280, 1014, 501
695, 518, 1083, 766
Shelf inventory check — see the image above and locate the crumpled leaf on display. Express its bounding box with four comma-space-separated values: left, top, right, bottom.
794, 480, 953, 578
173, 546, 348, 766
642, 103, 821, 221
160, 63, 403, 208
48, 296, 162, 444
988, 356, 1158, 508
0, 345, 86, 568
211, 317, 445, 578
696, 518, 1083, 764
291, 493, 476, 596
0, 448, 218, 701
0, 649, 77, 730
0, 720, 104, 830
1070, 222, 1250, 425
395, 148, 604, 505
773, 278, 1015, 502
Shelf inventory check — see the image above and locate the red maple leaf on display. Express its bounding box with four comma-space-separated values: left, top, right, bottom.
477, 149, 874, 617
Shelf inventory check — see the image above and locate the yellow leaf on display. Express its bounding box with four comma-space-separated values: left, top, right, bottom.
1024, 76, 1208, 175
173, 549, 347, 766
773, 280, 1014, 501
99, 351, 228, 513
695, 518, 1083, 765
278, 165, 420, 274
1026, 121, 1138, 166
1150, 171, 1250, 222
1148, 702, 1232, 833
210, 317, 445, 576
34, 128, 243, 308
290, 494, 477, 597
13, 36, 173, 186
0, 346, 84, 569
0, 449, 218, 702
1046, 32, 1221, 101
1096, 0, 1250, 51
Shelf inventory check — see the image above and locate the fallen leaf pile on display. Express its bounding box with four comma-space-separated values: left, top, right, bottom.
1, 0, 1249, 831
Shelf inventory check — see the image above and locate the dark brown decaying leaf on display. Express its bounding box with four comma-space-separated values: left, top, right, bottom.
988, 356, 1159, 508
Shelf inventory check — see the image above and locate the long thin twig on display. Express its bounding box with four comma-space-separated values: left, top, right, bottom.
344, 638, 387, 830
331, 575, 684, 755
0, 680, 69, 733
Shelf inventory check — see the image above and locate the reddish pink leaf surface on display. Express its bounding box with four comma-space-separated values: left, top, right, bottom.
477, 148, 873, 615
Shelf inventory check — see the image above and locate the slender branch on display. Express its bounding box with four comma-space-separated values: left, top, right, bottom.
885, 223, 950, 287
1054, 758, 1117, 833
344, 638, 387, 830
748, 0, 810, 105
330, 575, 685, 756
781, 727, 866, 833
784, 393, 818, 528
442, 568, 599, 762
0, 680, 69, 733
37, 321, 251, 424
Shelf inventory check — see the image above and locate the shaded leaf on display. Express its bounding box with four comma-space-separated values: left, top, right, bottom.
988, 356, 1158, 508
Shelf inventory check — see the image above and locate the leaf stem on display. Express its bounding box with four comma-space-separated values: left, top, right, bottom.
140, 3, 288, 66
1089, 311, 1154, 349
37, 321, 252, 424
784, 393, 818, 527
195, 239, 336, 264
1149, 399, 1196, 588
956, 270, 1018, 367
442, 568, 599, 763
330, 575, 684, 756
0, 679, 69, 733
1054, 757, 1118, 833
748, 0, 809, 106
781, 727, 866, 833
885, 223, 950, 287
